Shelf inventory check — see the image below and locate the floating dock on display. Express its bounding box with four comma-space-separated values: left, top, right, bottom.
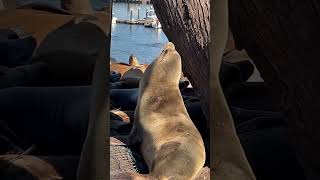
116, 19, 151, 25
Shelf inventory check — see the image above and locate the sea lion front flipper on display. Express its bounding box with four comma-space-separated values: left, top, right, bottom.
112, 125, 141, 146
126, 124, 141, 146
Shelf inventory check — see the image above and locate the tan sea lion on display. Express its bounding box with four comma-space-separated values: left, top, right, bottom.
0, 155, 62, 179
121, 68, 144, 80
111, 63, 148, 77
126, 42, 205, 180
110, 109, 131, 123
129, 54, 140, 66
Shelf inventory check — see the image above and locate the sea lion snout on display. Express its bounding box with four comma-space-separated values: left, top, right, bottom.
144, 43, 181, 85
162, 42, 176, 52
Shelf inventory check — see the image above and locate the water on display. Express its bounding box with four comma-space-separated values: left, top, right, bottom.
111, 3, 168, 64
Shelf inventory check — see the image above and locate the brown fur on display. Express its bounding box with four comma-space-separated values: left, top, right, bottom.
111, 63, 148, 77
127, 42, 205, 180
110, 109, 131, 123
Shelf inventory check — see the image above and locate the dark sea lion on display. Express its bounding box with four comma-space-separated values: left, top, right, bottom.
110, 88, 139, 110
121, 68, 144, 88
32, 21, 106, 86
110, 80, 198, 110
237, 117, 305, 180
17, 2, 71, 15
109, 82, 125, 89
219, 60, 254, 89
126, 42, 205, 179
110, 71, 121, 83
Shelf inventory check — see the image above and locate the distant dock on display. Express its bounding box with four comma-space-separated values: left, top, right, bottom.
116, 19, 147, 25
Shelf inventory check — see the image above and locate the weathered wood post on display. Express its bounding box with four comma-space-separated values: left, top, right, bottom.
152, 0, 210, 128
1, 0, 16, 9
0, 0, 4, 10
146, 7, 148, 18
228, 1, 320, 179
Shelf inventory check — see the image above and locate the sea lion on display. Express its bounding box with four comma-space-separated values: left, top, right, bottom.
110, 88, 139, 110
111, 63, 148, 78
110, 109, 131, 123
126, 42, 205, 179
109, 82, 125, 89
110, 71, 121, 83
0, 155, 62, 180
121, 68, 144, 88
129, 54, 140, 66
122, 68, 144, 80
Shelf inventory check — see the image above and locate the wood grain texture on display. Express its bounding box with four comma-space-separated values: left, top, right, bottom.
229, 1, 320, 179
152, 0, 210, 128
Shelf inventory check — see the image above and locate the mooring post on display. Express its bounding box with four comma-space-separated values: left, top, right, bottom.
146, 7, 149, 18
2, 0, 16, 9
138, 8, 140, 19
0, 0, 4, 9
130, 9, 133, 21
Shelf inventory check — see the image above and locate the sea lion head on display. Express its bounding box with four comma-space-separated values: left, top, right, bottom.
129, 54, 140, 66
141, 42, 182, 88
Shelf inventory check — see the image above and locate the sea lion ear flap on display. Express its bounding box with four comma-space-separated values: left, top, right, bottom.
76, 35, 109, 180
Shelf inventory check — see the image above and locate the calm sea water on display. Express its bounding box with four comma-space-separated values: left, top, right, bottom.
111, 3, 168, 64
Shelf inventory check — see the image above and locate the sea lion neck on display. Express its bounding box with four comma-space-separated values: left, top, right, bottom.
139, 82, 180, 94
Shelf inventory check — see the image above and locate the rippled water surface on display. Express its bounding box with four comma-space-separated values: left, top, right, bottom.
111, 3, 168, 64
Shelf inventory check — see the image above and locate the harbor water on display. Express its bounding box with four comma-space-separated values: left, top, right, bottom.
111, 3, 168, 64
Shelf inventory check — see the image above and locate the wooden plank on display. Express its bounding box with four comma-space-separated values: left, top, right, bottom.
229, 1, 320, 179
